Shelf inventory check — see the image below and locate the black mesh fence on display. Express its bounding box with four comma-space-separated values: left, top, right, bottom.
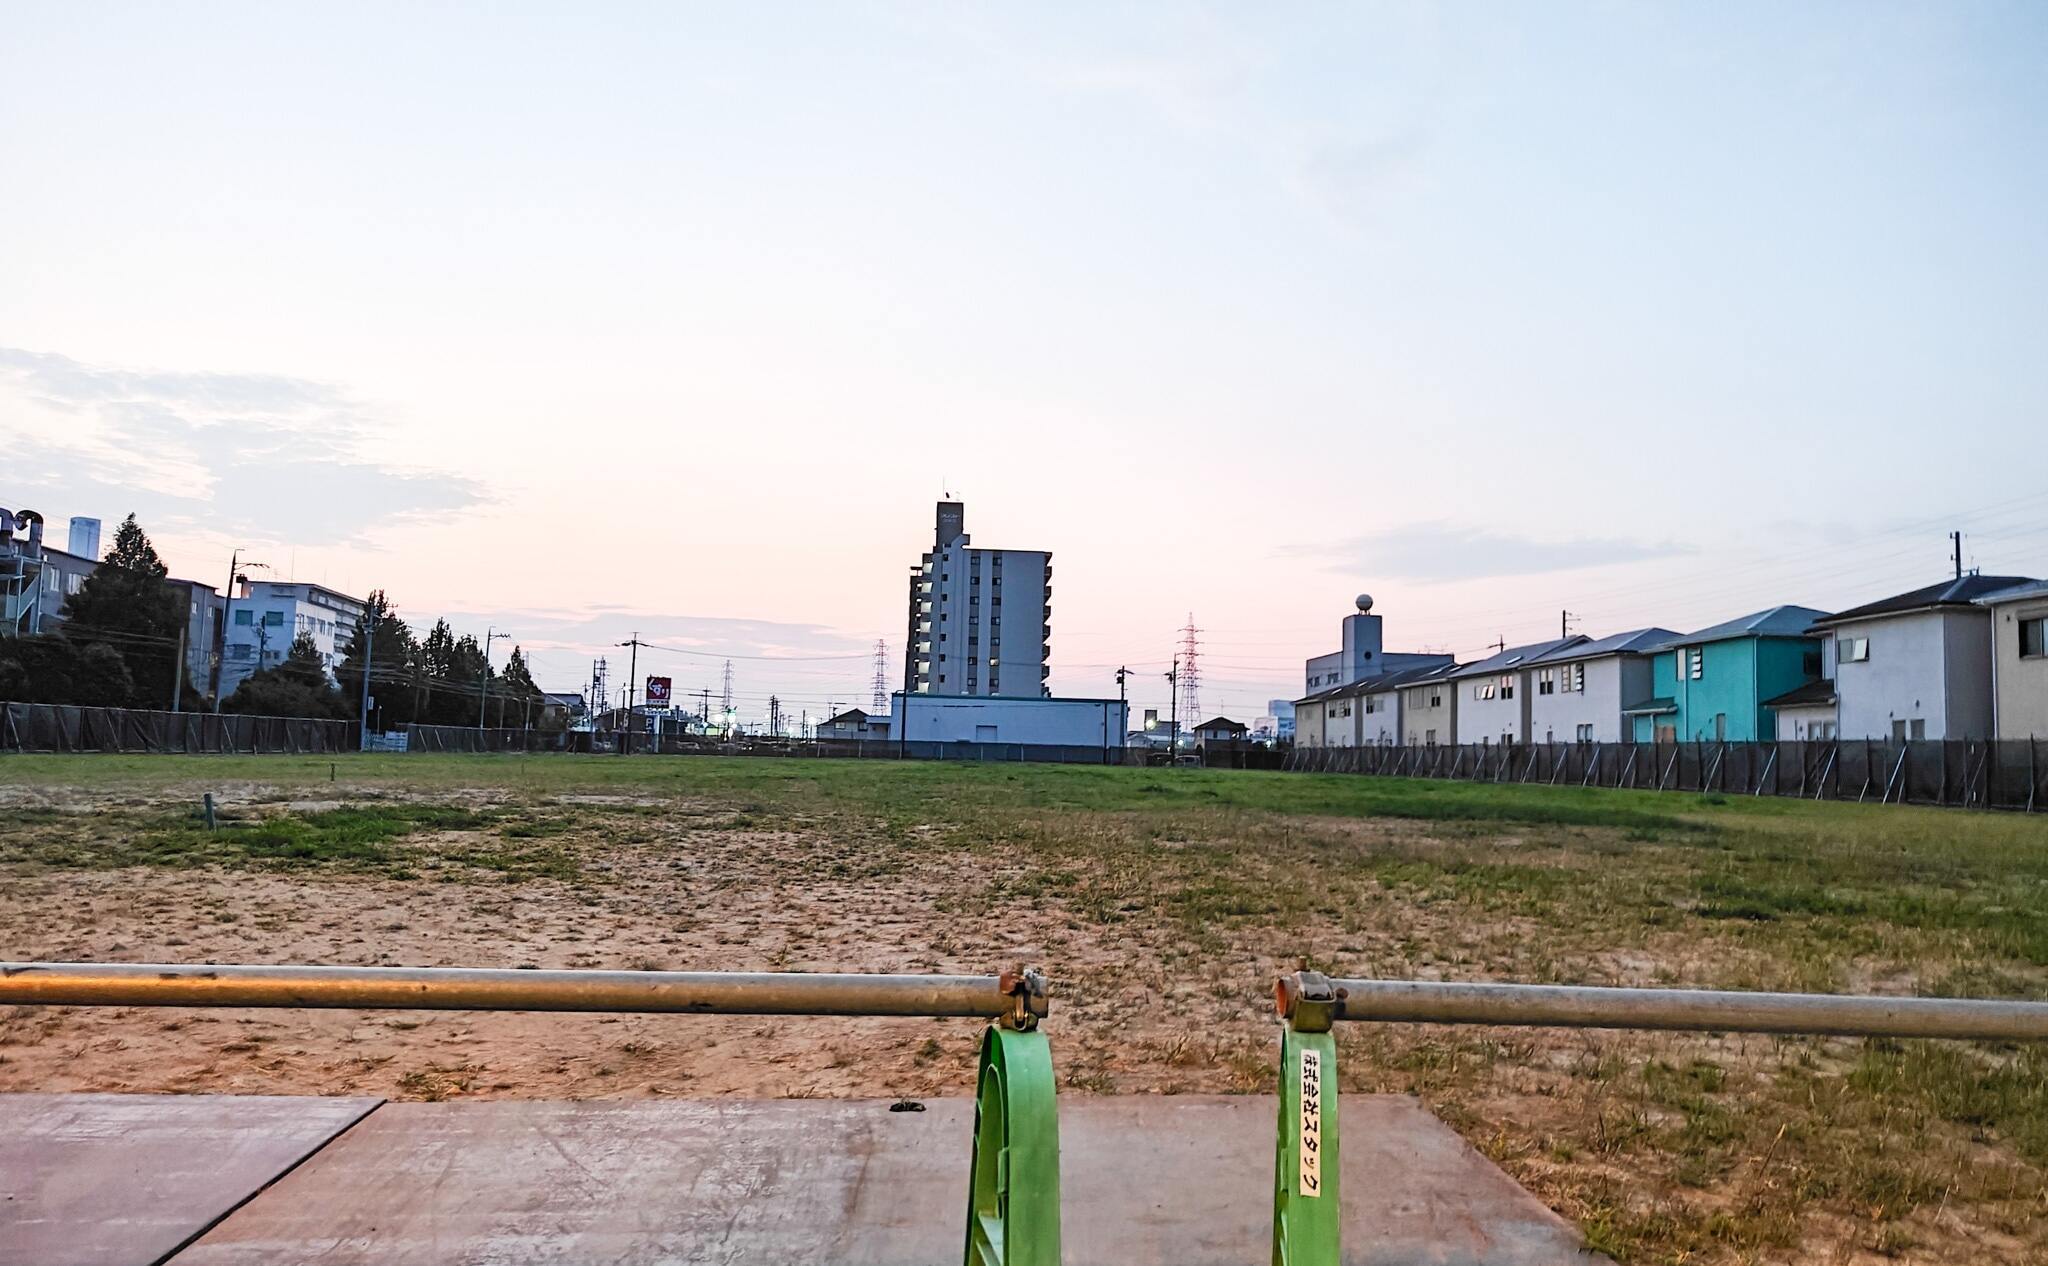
2, 702, 352, 753
1280, 739, 2045, 810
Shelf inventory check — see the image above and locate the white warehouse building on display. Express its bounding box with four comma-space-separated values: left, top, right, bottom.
890, 692, 1127, 749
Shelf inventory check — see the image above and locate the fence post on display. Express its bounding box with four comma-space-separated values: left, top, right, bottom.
964, 1025, 1061, 1266
1272, 977, 1340, 1266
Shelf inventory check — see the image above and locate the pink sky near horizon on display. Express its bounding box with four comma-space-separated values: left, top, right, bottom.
7, 6, 2046, 722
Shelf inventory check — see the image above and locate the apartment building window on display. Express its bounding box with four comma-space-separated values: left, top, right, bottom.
264, 610, 285, 627
1537, 669, 1554, 695
1839, 636, 1870, 663
1576, 724, 1594, 742
2020, 616, 2047, 659
235, 609, 253, 626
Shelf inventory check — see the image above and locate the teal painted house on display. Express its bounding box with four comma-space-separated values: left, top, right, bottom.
1624, 606, 1828, 743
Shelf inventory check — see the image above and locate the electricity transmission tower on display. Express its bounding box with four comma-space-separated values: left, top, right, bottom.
721, 660, 734, 733
1177, 614, 1201, 724
871, 639, 888, 713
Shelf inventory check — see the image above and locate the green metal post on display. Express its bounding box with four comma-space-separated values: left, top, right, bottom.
1273, 977, 1341, 1266
964, 1024, 1060, 1266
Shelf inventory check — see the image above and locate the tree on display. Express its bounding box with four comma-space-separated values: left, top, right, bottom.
0, 635, 134, 706
336, 590, 420, 732
59, 514, 183, 706
222, 632, 351, 719
499, 645, 541, 728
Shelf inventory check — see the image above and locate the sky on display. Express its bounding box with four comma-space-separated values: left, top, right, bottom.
5, 2, 2046, 724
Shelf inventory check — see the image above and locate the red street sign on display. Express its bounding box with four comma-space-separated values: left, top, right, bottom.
645, 676, 672, 704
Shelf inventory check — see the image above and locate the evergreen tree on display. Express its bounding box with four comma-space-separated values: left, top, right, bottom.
499, 645, 541, 728
59, 514, 183, 706
336, 590, 419, 731
222, 631, 350, 719
418, 619, 459, 724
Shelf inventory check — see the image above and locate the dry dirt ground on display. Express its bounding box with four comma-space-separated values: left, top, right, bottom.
2, 759, 2044, 1265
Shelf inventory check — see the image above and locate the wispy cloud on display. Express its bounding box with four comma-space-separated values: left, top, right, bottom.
1287, 522, 1692, 583
2, 348, 483, 544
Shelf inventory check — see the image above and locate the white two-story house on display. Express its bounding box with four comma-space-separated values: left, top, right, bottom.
1525, 628, 1678, 744
1807, 575, 2030, 740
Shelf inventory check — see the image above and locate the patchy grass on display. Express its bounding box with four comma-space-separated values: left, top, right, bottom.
3, 753, 2046, 1262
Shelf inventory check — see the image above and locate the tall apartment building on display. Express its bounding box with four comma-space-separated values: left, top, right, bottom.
903, 501, 1052, 698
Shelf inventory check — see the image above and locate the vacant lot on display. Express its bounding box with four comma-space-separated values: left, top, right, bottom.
3, 754, 2045, 1264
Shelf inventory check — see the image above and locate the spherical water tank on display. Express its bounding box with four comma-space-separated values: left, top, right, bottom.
1354, 594, 1374, 613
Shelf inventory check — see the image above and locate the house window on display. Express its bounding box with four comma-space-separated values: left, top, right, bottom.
2020, 616, 2047, 659
1538, 669, 1554, 695
1839, 636, 1870, 664
1499, 676, 1514, 700
1571, 663, 1585, 692
1429, 691, 1442, 707
1475, 683, 1494, 701
1425, 728, 1437, 745
1576, 723, 1594, 742
1688, 648, 1704, 679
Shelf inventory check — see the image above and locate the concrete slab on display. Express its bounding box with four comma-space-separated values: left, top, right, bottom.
0, 1092, 380, 1266
173, 1095, 1601, 1265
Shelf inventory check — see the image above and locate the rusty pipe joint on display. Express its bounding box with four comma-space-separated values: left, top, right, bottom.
1276, 970, 1342, 1033
999, 966, 1050, 1031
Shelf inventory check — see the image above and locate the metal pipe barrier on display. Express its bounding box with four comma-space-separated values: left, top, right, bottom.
1269, 972, 2048, 1266
0, 961, 1048, 1024
0, 961, 1060, 1266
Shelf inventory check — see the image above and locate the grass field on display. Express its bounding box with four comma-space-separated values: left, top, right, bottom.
3, 754, 2045, 1263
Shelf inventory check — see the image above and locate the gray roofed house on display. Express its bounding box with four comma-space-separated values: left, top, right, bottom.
1807, 579, 2033, 741
1526, 628, 1681, 745
1448, 635, 1588, 745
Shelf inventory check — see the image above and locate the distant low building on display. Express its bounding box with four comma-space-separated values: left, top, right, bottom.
541, 691, 588, 728
893, 691, 1125, 748
817, 707, 893, 740
1191, 716, 1249, 750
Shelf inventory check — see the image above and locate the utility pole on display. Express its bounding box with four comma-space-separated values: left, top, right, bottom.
477, 626, 507, 730
1561, 610, 1579, 641
699, 686, 712, 735
358, 615, 375, 751
1165, 656, 1179, 760
1952, 530, 1963, 580
1114, 665, 1129, 765
617, 632, 644, 754
1493, 635, 1508, 656
211, 551, 267, 712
